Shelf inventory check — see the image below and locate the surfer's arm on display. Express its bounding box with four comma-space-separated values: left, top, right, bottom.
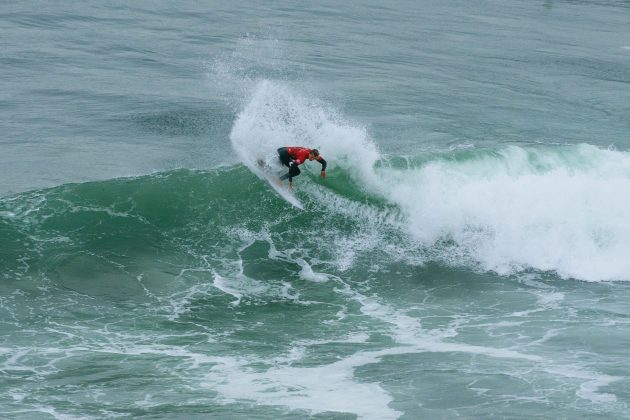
318, 157, 327, 178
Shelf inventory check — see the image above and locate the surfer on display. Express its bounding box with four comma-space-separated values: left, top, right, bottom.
277, 147, 327, 190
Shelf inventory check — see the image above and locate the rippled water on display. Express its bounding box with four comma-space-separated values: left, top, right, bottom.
2, 1, 630, 418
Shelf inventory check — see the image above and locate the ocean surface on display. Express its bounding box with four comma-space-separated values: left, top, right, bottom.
2, 1, 630, 418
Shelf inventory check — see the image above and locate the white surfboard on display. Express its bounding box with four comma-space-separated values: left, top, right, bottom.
251, 159, 304, 210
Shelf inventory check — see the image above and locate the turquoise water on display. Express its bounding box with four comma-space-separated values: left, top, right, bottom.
2, 1, 630, 418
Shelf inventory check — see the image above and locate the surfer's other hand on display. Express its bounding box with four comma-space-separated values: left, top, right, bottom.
321, 170, 326, 179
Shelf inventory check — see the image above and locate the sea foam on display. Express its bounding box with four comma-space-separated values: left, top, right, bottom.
377, 144, 630, 281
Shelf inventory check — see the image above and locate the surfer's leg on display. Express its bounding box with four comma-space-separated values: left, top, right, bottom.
289, 163, 301, 178
289, 163, 301, 180
277, 147, 291, 167
278, 163, 300, 182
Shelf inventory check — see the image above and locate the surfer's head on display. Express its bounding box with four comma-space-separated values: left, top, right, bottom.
309, 149, 320, 161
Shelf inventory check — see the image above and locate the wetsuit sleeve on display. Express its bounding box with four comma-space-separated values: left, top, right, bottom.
318, 157, 327, 171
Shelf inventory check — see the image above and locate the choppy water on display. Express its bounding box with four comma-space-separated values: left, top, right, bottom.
2, 1, 630, 418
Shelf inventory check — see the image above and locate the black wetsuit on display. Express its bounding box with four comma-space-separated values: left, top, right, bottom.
277, 147, 299, 181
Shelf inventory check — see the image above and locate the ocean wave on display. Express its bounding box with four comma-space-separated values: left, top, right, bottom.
3, 74, 630, 284
228, 79, 630, 281
3, 141, 630, 283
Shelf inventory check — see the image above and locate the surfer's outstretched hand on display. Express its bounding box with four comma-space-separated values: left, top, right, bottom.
321, 170, 326, 179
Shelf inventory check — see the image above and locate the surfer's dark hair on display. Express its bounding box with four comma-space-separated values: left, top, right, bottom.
311, 149, 320, 157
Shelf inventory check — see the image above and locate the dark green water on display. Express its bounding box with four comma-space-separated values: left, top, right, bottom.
2, 1, 630, 418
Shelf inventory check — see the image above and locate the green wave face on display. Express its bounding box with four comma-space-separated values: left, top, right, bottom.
0, 166, 398, 302
4, 142, 630, 295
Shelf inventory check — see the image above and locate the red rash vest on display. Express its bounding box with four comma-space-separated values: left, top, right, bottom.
286, 147, 327, 170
